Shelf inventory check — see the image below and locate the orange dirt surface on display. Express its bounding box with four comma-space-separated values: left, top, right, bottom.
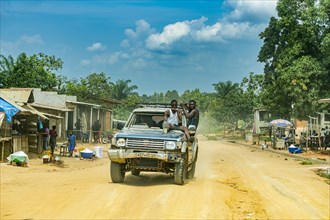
1, 137, 329, 219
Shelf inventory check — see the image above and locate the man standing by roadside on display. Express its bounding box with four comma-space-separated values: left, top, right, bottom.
75, 118, 82, 140
43, 123, 50, 151
49, 125, 58, 156
92, 120, 101, 143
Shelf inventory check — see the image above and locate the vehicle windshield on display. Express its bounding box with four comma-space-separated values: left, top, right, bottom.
126, 112, 165, 129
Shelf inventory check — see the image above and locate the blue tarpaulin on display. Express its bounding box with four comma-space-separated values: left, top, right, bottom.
0, 98, 20, 123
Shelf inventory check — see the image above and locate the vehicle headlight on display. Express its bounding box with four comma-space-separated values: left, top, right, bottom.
116, 138, 126, 147
165, 141, 176, 150
111, 137, 116, 146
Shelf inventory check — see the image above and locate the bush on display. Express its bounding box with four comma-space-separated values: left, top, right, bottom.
300, 160, 313, 165
316, 169, 330, 179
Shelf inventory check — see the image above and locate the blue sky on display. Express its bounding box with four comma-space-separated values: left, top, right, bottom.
0, 0, 278, 95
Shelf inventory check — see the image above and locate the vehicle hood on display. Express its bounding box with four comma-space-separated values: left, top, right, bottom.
115, 128, 183, 141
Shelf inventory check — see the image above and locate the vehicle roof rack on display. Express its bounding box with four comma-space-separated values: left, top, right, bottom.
137, 102, 183, 109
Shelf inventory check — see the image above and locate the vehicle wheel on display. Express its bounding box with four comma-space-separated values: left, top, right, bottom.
110, 161, 125, 183
131, 169, 140, 176
174, 153, 187, 185
102, 138, 108, 144
187, 159, 196, 179
187, 148, 197, 179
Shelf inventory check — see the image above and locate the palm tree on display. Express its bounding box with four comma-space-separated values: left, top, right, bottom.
0, 54, 15, 88
111, 79, 138, 100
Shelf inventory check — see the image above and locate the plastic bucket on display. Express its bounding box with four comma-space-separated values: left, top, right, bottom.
94, 146, 103, 158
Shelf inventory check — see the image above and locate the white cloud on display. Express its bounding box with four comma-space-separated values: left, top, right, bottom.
125, 19, 152, 38
144, 17, 262, 51
20, 34, 44, 44
146, 21, 191, 50
194, 22, 222, 41
120, 39, 130, 48
107, 52, 122, 65
80, 59, 91, 66
220, 22, 265, 39
122, 19, 156, 48
226, 0, 278, 21
89, 52, 129, 65
86, 42, 105, 51
0, 34, 44, 54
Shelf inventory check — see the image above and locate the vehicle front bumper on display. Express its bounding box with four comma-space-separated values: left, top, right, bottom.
107, 149, 182, 163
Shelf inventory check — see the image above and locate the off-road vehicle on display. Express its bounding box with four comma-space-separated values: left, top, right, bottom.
107, 104, 198, 185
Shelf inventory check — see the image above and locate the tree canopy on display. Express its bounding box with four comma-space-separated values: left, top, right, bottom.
0, 53, 63, 90
258, 0, 330, 119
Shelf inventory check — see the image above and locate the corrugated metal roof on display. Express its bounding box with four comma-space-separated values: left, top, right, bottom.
33, 90, 67, 108
0, 93, 49, 119
24, 105, 62, 119
0, 94, 29, 113
31, 103, 73, 111
66, 100, 101, 107
42, 112, 63, 119
0, 88, 34, 103
22, 105, 48, 119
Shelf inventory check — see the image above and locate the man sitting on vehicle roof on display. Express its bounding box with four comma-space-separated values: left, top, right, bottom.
182, 99, 199, 128
164, 99, 192, 142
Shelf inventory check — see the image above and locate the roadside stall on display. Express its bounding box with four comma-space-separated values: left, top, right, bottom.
0, 97, 20, 161
270, 119, 295, 150
0, 96, 50, 160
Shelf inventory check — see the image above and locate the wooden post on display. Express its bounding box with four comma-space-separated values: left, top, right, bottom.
317, 117, 321, 149
89, 107, 93, 144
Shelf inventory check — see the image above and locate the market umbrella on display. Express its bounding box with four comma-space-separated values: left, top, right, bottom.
269, 119, 293, 127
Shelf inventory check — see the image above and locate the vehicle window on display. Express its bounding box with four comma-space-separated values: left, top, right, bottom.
129, 112, 164, 128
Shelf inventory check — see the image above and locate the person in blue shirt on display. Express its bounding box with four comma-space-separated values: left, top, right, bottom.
67, 131, 76, 157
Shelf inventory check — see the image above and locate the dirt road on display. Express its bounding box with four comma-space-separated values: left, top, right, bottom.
1, 138, 329, 219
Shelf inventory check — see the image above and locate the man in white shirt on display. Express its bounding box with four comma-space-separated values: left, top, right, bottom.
164, 100, 192, 142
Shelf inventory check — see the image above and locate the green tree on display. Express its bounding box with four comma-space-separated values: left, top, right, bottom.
0, 53, 63, 90
164, 90, 179, 102
0, 54, 15, 88
240, 72, 264, 109
258, 0, 330, 119
111, 79, 138, 100
211, 81, 247, 129
113, 94, 143, 120
66, 72, 112, 103
180, 89, 210, 112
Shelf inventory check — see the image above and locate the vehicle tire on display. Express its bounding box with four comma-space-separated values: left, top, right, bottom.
102, 138, 108, 144
131, 169, 140, 176
110, 161, 125, 183
187, 147, 198, 179
174, 153, 187, 185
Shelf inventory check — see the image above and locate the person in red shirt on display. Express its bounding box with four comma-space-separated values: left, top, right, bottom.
49, 125, 58, 155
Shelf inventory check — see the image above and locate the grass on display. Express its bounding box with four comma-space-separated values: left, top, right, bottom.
316, 169, 330, 179
207, 136, 218, 141
300, 160, 313, 165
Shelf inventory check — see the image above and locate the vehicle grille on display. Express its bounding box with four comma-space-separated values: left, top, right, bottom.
126, 138, 165, 150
